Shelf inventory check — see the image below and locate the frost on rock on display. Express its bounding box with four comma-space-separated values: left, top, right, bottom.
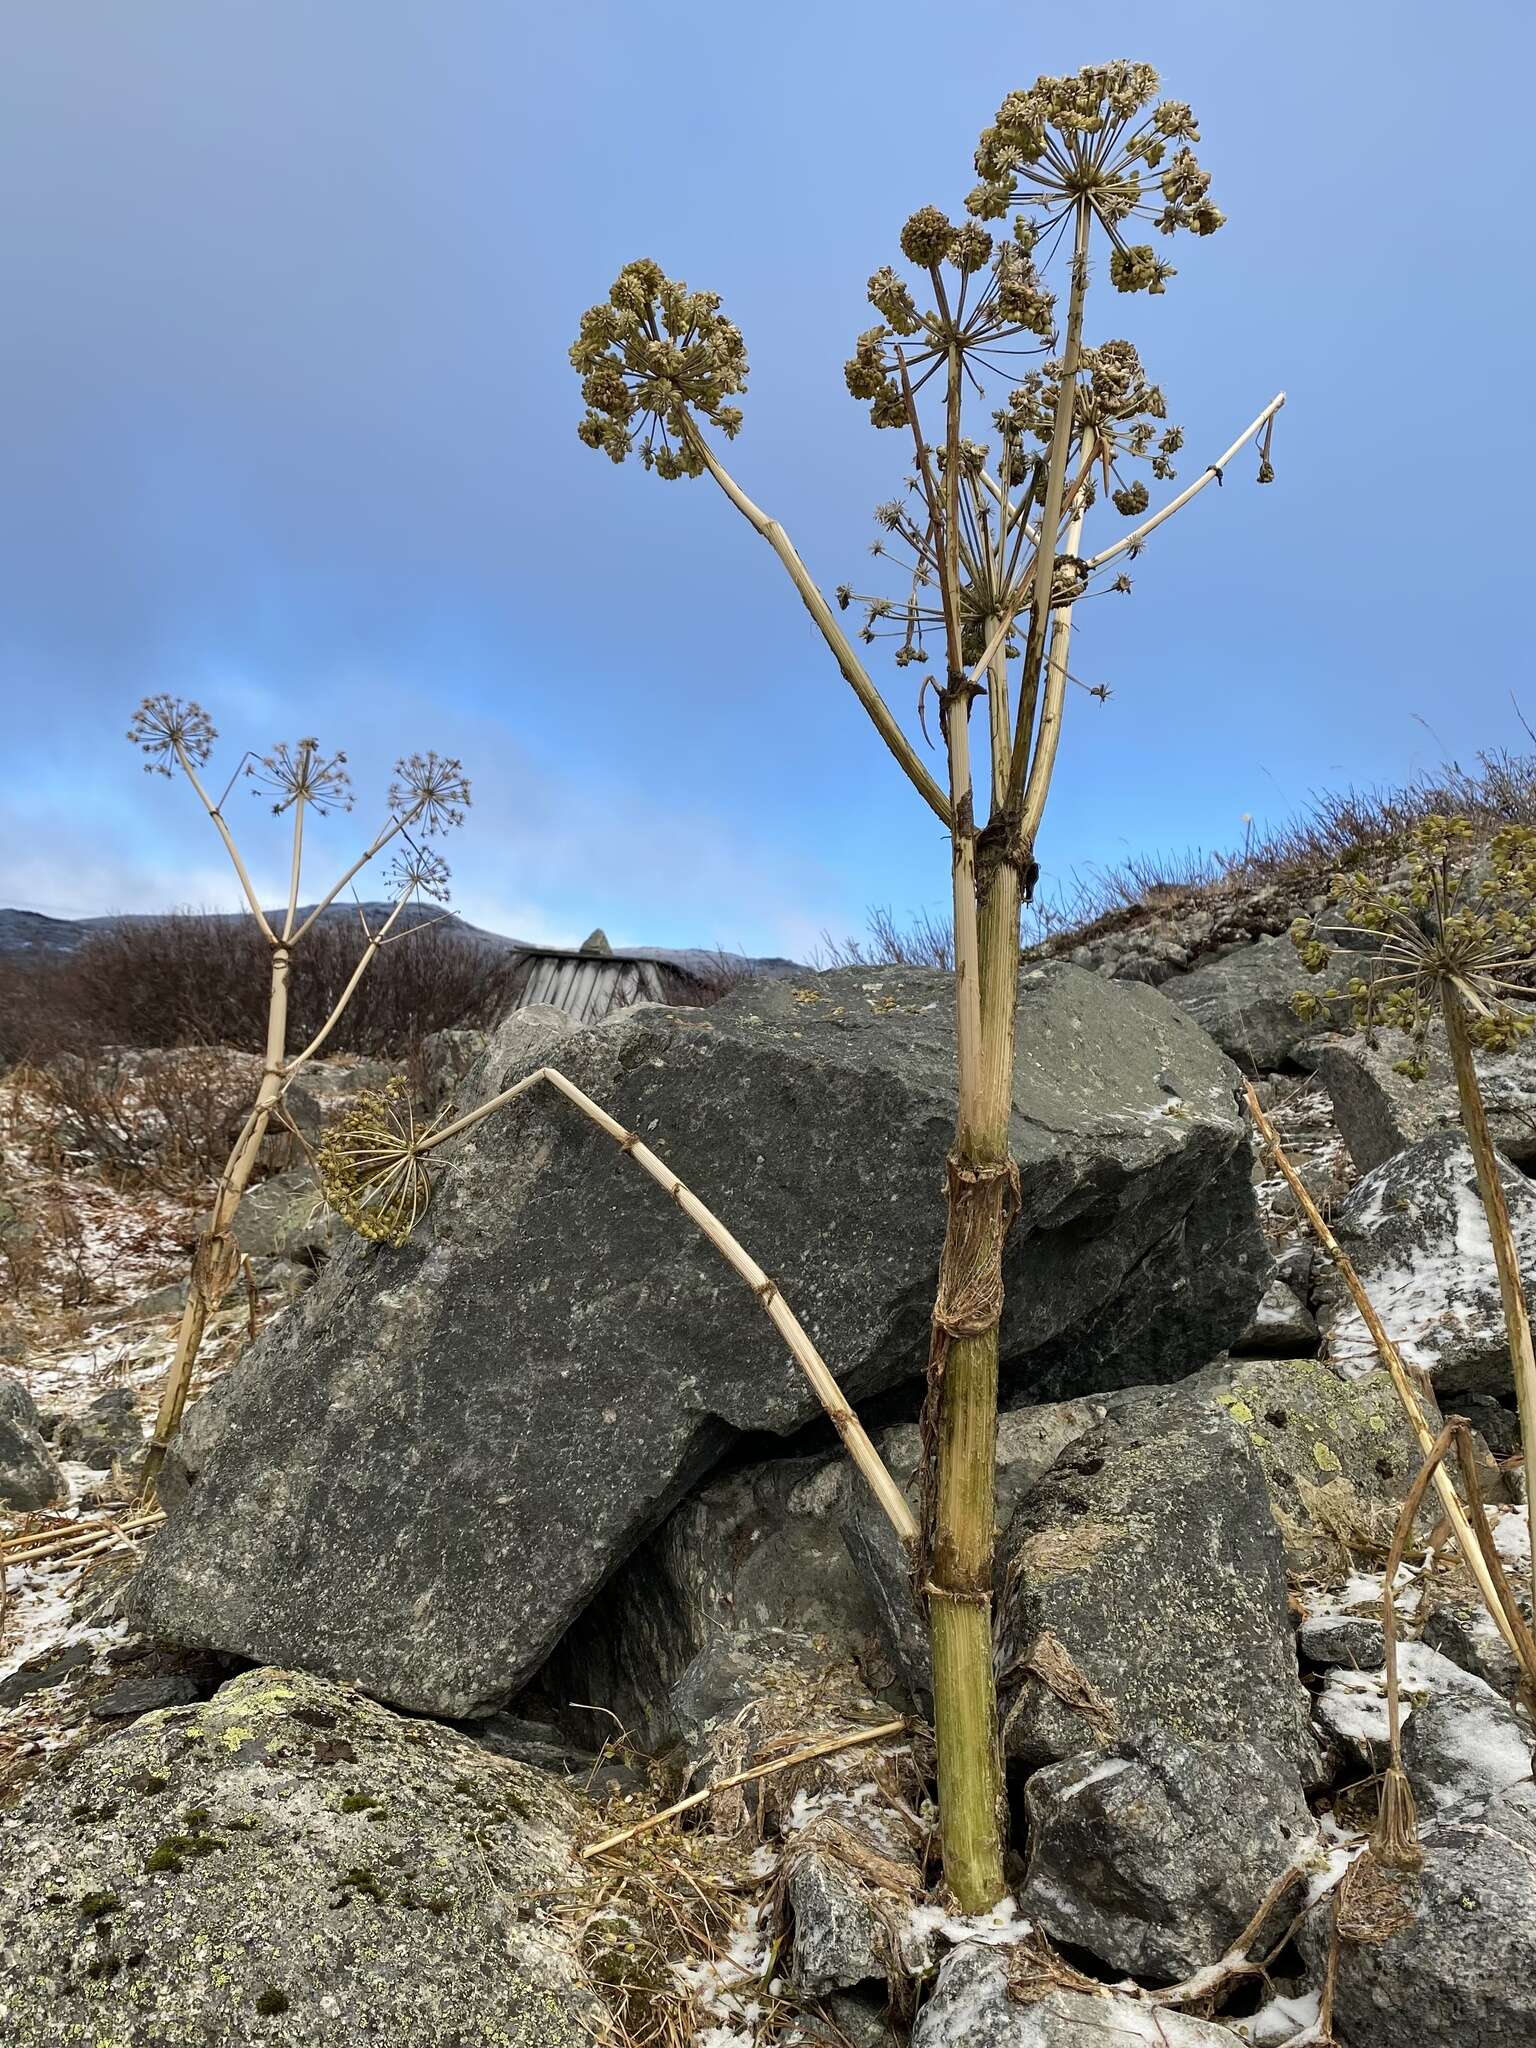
1321, 1132, 1536, 1392
913, 1948, 1244, 2046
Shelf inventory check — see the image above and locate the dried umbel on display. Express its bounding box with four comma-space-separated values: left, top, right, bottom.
247, 738, 354, 816
570, 258, 749, 478
1291, 816, 1536, 1063
839, 209, 1057, 433
971, 63, 1223, 292
317, 1079, 441, 1247
387, 844, 452, 904
127, 694, 218, 774
388, 752, 472, 835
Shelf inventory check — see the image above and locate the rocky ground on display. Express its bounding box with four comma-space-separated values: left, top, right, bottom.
2, 912, 1534, 2047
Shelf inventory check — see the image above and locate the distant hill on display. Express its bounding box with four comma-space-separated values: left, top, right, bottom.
0, 905, 801, 982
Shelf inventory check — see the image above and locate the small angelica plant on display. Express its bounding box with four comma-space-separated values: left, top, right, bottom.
1291, 815, 1536, 1514
126, 694, 470, 1494
573, 61, 1282, 1908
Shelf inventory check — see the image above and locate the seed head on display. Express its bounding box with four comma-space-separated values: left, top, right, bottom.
389, 753, 471, 836
387, 845, 452, 904
1290, 817, 1536, 1057
317, 1079, 439, 1247
247, 738, 354, 816
571, 260, 749, 479
127, 695, 217, 776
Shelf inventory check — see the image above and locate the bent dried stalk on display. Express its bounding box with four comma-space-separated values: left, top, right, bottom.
1372, 1420, 1465, 1870
1441, 983, 1536, 1518
1245, 1083, 1536, 1691
322, 1066, 918, 1548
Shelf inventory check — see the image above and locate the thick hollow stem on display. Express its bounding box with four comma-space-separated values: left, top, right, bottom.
685, 429, 952, 827
1442, 984, 1536, 1522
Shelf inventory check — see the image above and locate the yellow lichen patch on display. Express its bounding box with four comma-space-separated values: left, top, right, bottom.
1312, 1442, 1343, 1474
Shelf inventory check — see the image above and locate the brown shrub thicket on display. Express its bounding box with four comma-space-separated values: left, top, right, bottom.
0, 913, 520, 1068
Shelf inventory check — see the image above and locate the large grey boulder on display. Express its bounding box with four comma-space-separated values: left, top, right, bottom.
912, 1951, 1243, 2047
1317, 1131, 1536, 1395
1161, 934, 1313, 1074
130, 965, 1264, 1718
1315, 1023, 1536, 1174
0, 1665, 598, 2048
1018, 1732, 1312, 1979
996, 1407, 1315, 1778
1311, 1813, 1536, 2048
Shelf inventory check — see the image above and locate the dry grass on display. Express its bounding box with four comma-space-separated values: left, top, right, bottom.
817, 748, 1536, 967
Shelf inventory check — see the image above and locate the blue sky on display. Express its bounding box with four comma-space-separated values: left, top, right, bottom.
2, 2, 1532, 958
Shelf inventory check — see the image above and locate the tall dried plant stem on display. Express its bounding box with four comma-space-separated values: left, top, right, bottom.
1245, 1082, 1536, 1690
1441, 982, 1536, 1521
419, 1067, 918, 1546
141, 893, 414, 1498
908, 327, 1008, 1912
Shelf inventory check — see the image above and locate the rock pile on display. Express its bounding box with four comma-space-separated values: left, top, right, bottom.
2, 927, 1534, 2047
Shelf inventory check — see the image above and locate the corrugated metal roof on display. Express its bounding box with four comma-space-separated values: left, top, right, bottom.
511, 952, 670, 1027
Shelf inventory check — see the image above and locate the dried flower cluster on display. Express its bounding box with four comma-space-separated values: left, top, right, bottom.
570, 258, 749, 478
971, 62, 1223, 292
248, 738, 354, 816
1291, 816, 1536, 1071
388, 751, 472, 835
127, 694, 218, 774
317, 1079, 442, 1246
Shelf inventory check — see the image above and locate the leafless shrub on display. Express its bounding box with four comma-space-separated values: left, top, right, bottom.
0, 913, 513, 1069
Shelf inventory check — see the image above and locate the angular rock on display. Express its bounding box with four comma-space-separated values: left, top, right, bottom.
1315, 1023, 1536, 1175
1317, 1132, 1536, 1395
0, 1666, 598, 2047
0, 1369, 40, 1433
131, 966, 1265, 1717
1019, 1731, 1312, 1979
0, 1407, 65, 1509
1399, 1648, 1534, 1824
1421, 1586, 1525, 1699
55, 1385, 144, 1473
912, 1950, 1244, 2047
997, 1408, 1315, 1777
1313, 1816, 1536, 2048
1117, 1355, 1440, 1570
415, 1025, 490, 1111
88, 1670, 205, 1720
1296, 1611, 1385, 1669
552, 1391, 1107, 1747
1230, 1275, 1317, 1356
1161, 934, 1314, 1073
